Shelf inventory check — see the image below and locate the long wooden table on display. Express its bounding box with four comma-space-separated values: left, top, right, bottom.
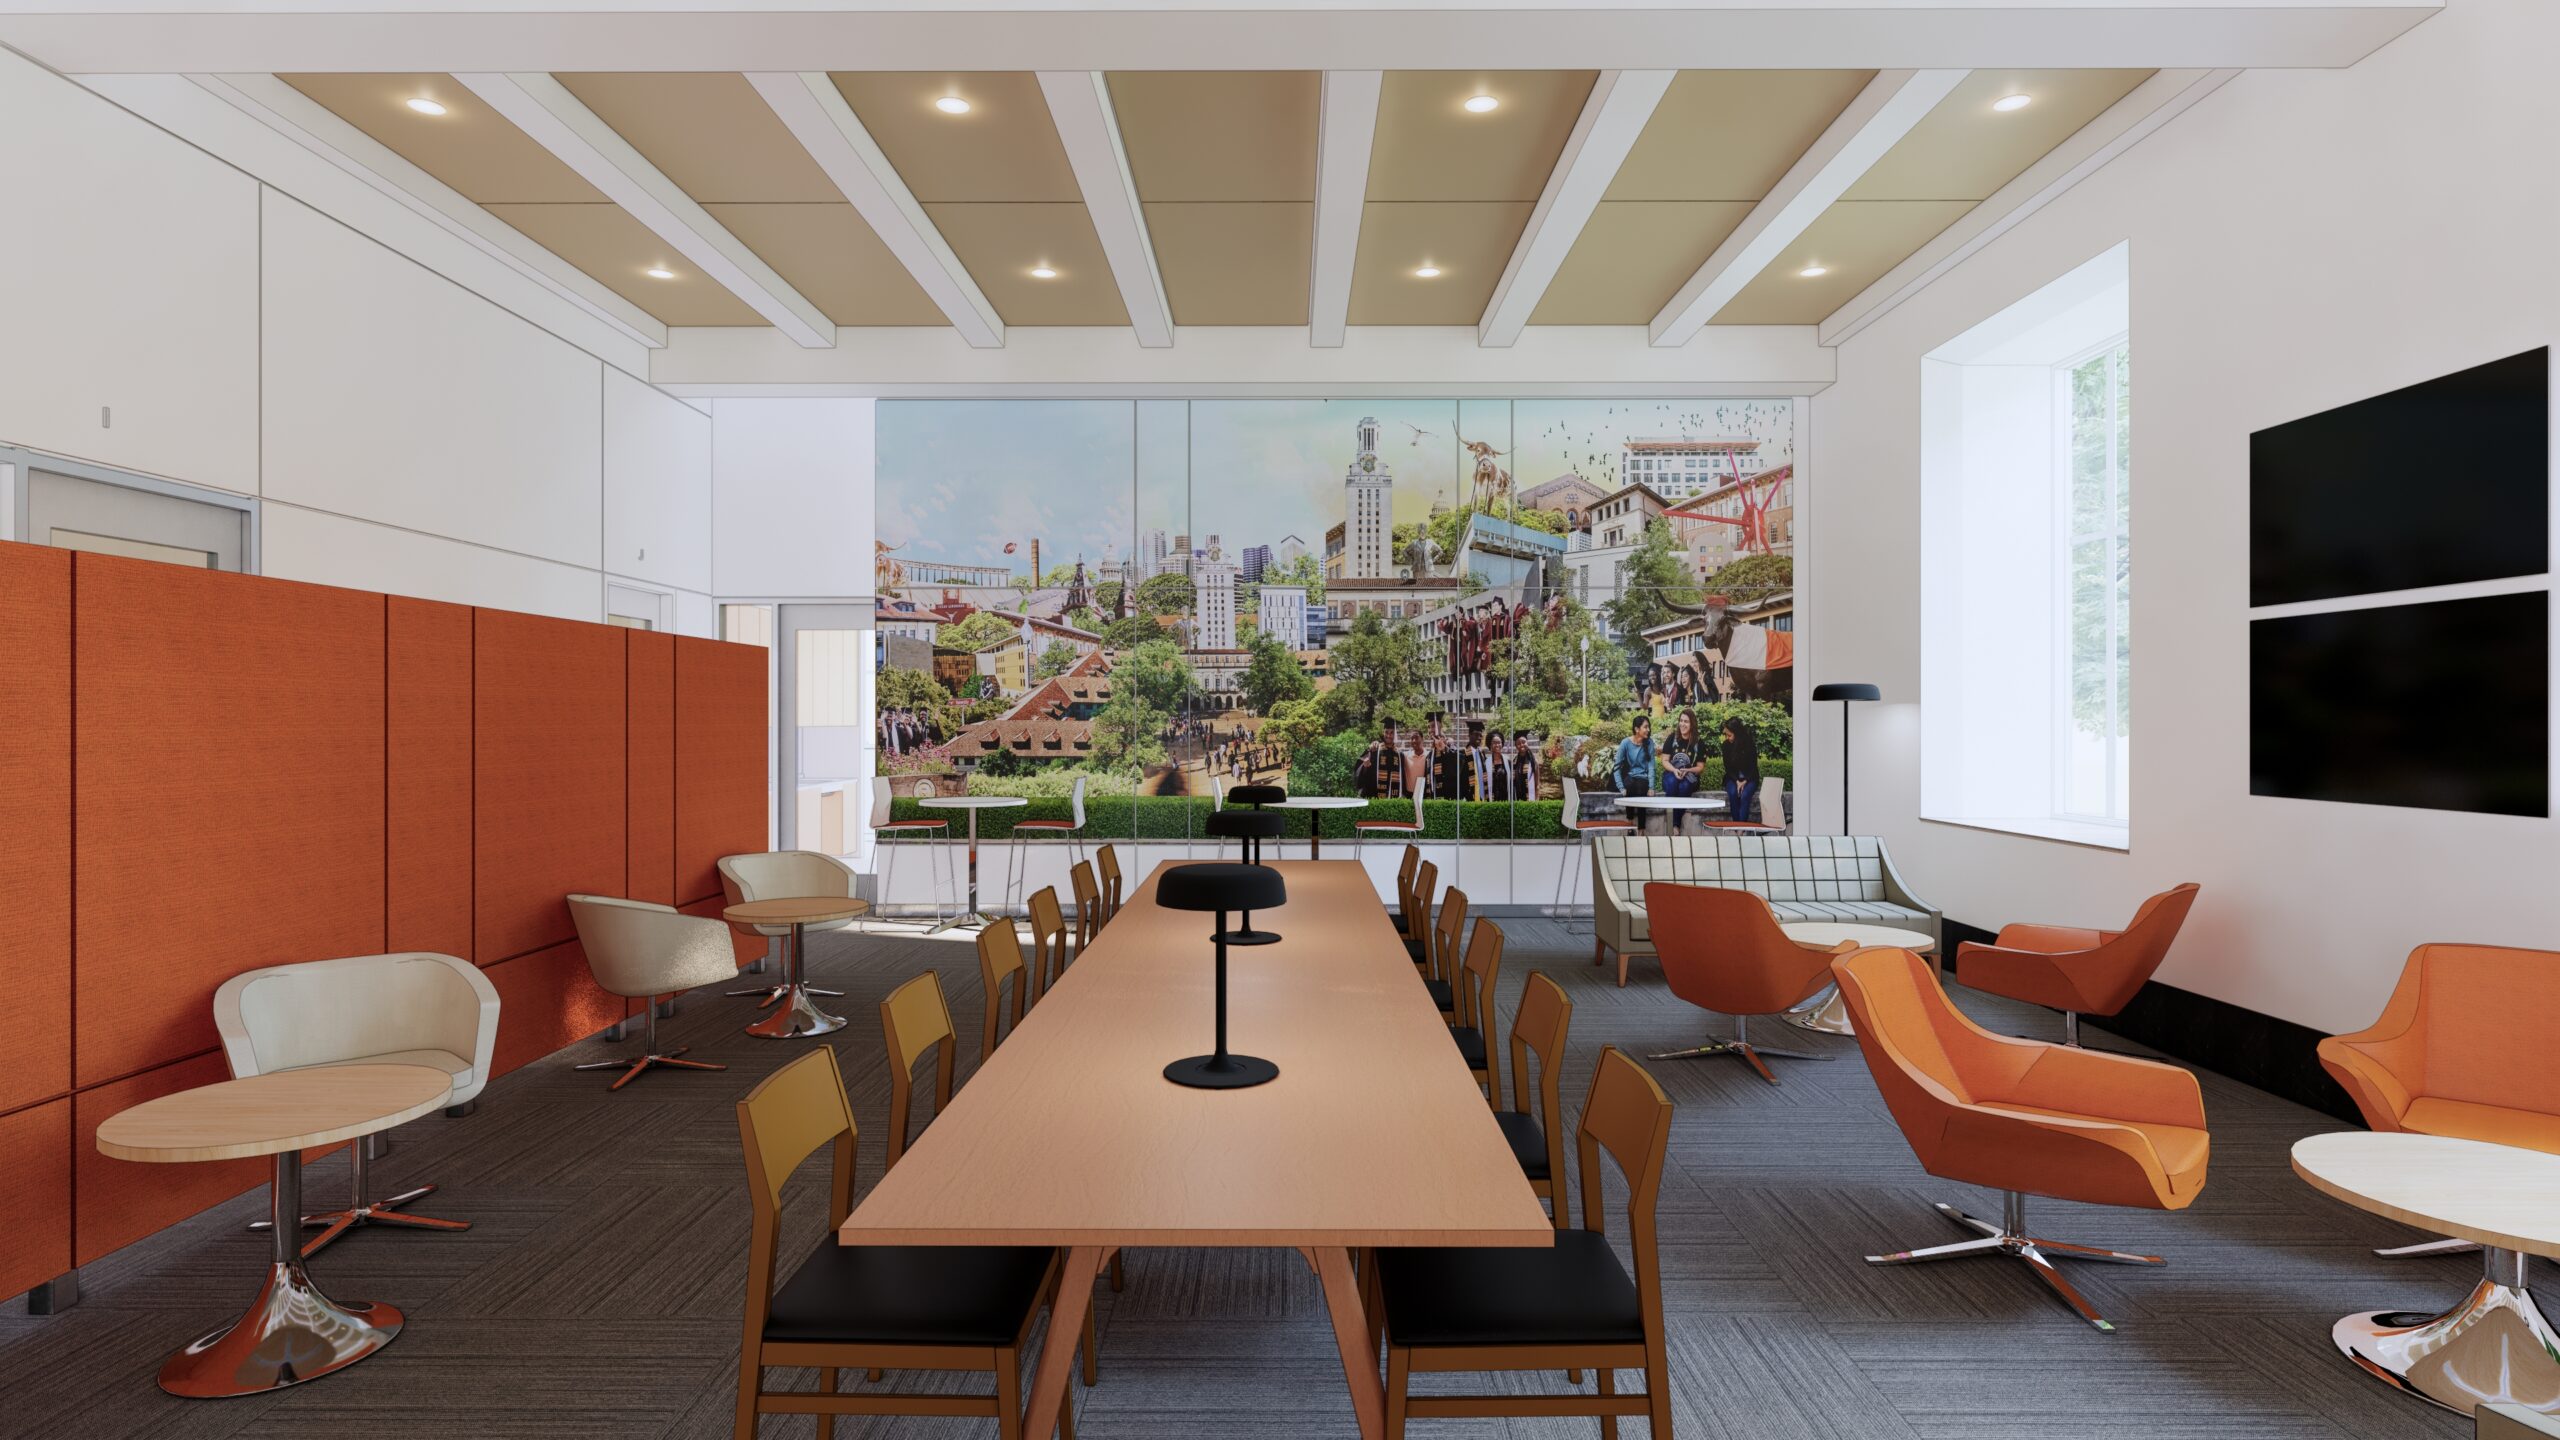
841, 858, 1553, 1439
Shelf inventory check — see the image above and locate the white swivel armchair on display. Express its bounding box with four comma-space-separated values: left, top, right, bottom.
213, 951, 499, 1256
566, 895, 738, 1090
719, 851, 857, 1005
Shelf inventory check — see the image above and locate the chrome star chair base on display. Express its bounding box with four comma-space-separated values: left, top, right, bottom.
1867, 1194, 2164, 1332
1647, 1013, 1835, 1085
2334, 1246, 2560, 1415
248, 1133, 472, 1259
574, 1005, 728, 1091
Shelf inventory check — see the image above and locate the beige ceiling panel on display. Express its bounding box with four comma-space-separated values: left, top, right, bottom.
555, 72, 839, 203
1709, 199, 1974, 325
1367, 70, 1597, 203
1605, 70, 1876, 202
1107, 72, 1319, 202
702, 203, 945, 326
925, 203, 1129, 325
1530, 201, 1755, 325
282, 72, 604, 204
1846, 69, 2154, 201
486, 203, 770, 325
1347, 201, 1535, 325
830, 72, 1079, 203
1143, 202, 1312, 325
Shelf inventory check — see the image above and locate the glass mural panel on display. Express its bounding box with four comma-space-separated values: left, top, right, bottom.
870, 398, 1799, 849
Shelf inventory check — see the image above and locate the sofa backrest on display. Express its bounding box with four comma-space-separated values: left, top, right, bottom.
1595, 834, 1893, 905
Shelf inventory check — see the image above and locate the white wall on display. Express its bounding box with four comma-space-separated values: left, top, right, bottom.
0, 47, 716, 635
711, 398, 876, 600
1809, 0, 2560, 1033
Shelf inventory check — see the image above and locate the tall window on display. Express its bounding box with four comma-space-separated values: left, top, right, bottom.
2061, 340, 2130, 822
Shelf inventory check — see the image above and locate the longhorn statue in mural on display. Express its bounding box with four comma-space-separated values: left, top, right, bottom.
1457, 432, 1513, 509
874, 539, 909, 596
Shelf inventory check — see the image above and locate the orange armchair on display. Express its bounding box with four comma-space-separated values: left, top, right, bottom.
1832, 945, 2209, 1331
1957, 882, 2200, 1046
1643, 884, 1851, 1084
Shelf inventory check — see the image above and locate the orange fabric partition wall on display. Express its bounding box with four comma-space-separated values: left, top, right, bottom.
0, 541, 768, 1300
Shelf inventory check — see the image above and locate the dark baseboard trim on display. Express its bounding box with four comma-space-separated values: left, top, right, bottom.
1943, 918, 2362, 1125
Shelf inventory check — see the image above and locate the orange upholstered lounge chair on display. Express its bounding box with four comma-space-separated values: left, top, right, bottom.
1832, 946, 2210, 1331
1956, 883, 2200, 1046
2318, 943, 2560, 1258
1644, 884, 1853, 1084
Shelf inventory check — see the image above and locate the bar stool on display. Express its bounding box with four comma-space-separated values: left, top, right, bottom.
870, 783, 956, 929
1551, 776, 1634, 931
1006, 774, 1088, 913
1355, 788, 1425, 854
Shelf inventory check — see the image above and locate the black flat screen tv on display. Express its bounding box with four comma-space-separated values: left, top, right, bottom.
2250, 590, 2547, 817
2250, 348, 2547, 608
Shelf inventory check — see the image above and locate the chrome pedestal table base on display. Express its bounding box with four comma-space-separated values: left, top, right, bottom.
2335, 1247, 2560, 1416
161, 1153, 401, 1397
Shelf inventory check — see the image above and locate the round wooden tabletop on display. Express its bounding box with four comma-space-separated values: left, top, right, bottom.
1781, 921, 1937, 954
724, 896, 872, 927
2293, 1131, 2560, 1261
96, 1063, 454, 1164
1269, 796, 1368, 809
916, 796, 1026, 809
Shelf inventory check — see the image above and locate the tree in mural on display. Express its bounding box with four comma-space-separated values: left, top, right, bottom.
1033, 639, 1079, 681
1603, 518, 1703, 662
1238, 629, 1315, 714
1132, 571, 1196, 617
1487, 593, 1633, 740
936, 610, 1021, 652
1323, 609, 1433, 736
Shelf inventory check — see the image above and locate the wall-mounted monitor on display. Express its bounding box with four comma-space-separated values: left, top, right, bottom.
2250, 348, 2547, 608
2250, 590, 2547, 817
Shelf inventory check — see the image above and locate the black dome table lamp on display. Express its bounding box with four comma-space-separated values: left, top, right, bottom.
1156, 862, 1289, 1090
1230, 783, 1287, 810
1203, 809, 1284, 944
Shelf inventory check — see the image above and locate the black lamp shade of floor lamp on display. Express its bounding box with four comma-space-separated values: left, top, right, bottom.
1156, 862, 1289, 1090
1203, 809, 1284, 944
1809, 683, 1882, 834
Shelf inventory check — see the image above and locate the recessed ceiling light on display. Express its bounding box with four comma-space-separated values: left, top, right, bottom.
1993, 93, 2032, 112
645, 267, 677, 280
405, 97, 447, 116
936, 96, 972, 115
1030, 264, 1058, 279
1414, 264, 1443, 279
1798, 263, 1829, 278
1464, 94, 1499, 114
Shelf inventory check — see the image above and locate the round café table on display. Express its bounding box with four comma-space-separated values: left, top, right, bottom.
1269, 795, 1367, 858
725, 896, 870, 1038
1777, 921, 1937, 1036
2293, 1131, 2560, 1418
917, 795, 1025, 932
1614, 793, 1725, 840
96, 1063, 454, 1397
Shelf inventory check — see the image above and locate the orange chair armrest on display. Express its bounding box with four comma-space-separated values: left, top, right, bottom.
1954, 943, 2087, 1014
1932, 1105, 2182, 1209
1990, 923, 2107, 954
1998, 1046, 2207, 1131
2316, 1036, 2415, 1128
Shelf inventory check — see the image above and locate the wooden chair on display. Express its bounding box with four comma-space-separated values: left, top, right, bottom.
976, 919, 1029, 1062
1027, 887, 1069, 1002
1376, 1045, 1674, 1437
1402, 860, 1439, 963
881, 972, 957, 1170
732, 1047, 1088, 1438
1070, 861, 1103, 954
1422, 887, 1468, 1022
1394, 844, 1422, 932
1501, 973, 1575, 1229
1445, 919, 1505, 1104
1094, 845, 1124, 927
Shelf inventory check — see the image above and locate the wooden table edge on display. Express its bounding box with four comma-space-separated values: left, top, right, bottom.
96, 1074, 455, 1164
835, 1226, 1556, 1248
2290, 1138, 2560, 1260
722, 898, 871, 923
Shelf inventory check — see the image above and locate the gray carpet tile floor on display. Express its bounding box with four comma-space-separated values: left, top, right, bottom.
3, 909, 2529, 1440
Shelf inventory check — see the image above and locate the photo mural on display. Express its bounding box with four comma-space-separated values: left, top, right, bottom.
873, 398, 1800, 843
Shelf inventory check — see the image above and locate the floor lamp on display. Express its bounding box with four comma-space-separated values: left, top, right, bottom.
1809, 683, 1881, 833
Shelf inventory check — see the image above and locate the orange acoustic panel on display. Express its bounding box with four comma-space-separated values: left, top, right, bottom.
387, 596, 475, 959
75, 1052, 268, 1265
0, 1098, 72, 1302
0, 543, 72, 1115
484, 939, 625, 1078
474, 609, 626, 965
73, 555, 386, 1089
674, 635, 768, 905
626, 629, 676, 906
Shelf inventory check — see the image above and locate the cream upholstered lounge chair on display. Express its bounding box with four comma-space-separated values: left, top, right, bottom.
214, 951, 499, 1256
720, 851, 857, 1004
566, 895, 738, 1090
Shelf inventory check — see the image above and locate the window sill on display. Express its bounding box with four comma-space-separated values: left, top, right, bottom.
1919, 813, 2130, 852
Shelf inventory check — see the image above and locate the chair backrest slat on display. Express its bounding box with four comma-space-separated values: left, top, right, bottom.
1433, 886, 1470, 984
1028, 886, 1067, 999
1508, 972, 1574, 1227
976, 919, 1027, 1058
1095, 845, 1124, 923
881, 971, 957, 1168
1575, 1047, 1673, 1329
735, 1049, 860, 1337
1407, 860, 1438, 949
1070, 862, 1103, 950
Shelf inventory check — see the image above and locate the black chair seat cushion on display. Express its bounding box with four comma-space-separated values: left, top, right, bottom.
1493, 1109, 1550, 1180
1450, 1026, 1488, 1069
1379, 1230, 1643, 1347
1424, 978, 1454, 1012
1404, 936, 1429, 961
765, 1238, 1052, 1346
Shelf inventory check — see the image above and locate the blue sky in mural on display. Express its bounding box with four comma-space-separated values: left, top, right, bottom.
875, 400, 1134, 570
1188, 399, 1465, 548
1513, 399, 1795, 493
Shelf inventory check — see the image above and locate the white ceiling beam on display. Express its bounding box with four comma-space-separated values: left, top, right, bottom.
1036, 69, 1173, 348
1649, 68, 1966, 348
747, 71, 1003, 349
1818, 67, 2241, 347
185, 72, 666, 351
454, 70, 836, 348
1308, 69, 1380, 350
1477, 68, 1673, 349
